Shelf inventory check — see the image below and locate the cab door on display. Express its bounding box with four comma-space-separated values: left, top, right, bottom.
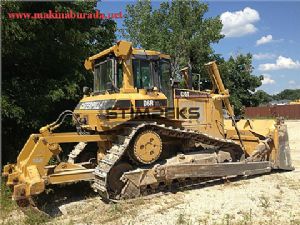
159, 59, 173, 107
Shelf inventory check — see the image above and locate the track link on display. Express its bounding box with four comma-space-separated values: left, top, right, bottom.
92, 122, 244, 200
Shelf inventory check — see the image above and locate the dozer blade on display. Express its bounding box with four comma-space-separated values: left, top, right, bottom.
273, 122, 293, 170
224, 118, 294, 171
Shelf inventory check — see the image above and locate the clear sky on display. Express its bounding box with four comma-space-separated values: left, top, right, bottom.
97, 1, 300, 94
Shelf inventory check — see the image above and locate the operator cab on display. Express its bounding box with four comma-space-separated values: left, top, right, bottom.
93, 55, 171, 95
84, 41, 172, 103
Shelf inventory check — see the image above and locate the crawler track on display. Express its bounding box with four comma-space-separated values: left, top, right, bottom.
92, 122, 244, 200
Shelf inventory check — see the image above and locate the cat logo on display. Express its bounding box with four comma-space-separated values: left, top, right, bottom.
180, 91, 190, 98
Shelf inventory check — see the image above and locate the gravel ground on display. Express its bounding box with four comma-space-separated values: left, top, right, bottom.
2, 121, 300, 225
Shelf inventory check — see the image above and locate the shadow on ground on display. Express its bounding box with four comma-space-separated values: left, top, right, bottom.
34, 182, 98, 217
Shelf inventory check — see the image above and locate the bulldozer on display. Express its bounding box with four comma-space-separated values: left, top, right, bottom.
2, 41, 294, 204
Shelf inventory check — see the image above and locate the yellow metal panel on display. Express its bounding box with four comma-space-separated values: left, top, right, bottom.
122, 57, 135, 92
224, 119, 276, 137
48, 169, 94, 184
84, 40, 170, 71
85, 47, 115, 67
44, 133, 110, 143
174, 90, 224, 138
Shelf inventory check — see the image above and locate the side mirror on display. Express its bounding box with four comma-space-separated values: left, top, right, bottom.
83, 86, 91, 96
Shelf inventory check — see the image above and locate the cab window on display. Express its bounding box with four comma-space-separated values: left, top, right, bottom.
159, 60, 172, 104
116, 62, 123, 88
133, 59, 152, 89
94, 59, 113, 92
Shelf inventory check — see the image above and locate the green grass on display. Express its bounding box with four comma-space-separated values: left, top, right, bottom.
258, 195, 270, 209
176, 211, 192, 225
23, 208, 50, 225
176, 213, 186, 225
1, 178, 50, 225
1, 178, 17, 217
108, 202, 124, 215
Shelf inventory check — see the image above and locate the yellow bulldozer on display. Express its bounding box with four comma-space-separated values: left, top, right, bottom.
3, 41, 293, 204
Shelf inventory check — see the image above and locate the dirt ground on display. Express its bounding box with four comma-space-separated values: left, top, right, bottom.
2, 121, 300, 225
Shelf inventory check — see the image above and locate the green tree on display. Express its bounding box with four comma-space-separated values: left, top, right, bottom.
123, 1, 264, 115
122, 0, 223, 76
218, 54, 263, 115
252, 90, 273, 105
1, 1, 116, 163
274, 89, 300, 101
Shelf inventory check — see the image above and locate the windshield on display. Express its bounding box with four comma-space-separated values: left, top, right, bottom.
133, 59, 152, 89
94, 59, 113, 92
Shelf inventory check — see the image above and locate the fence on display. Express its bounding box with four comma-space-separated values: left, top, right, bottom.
245, 104, 300, 119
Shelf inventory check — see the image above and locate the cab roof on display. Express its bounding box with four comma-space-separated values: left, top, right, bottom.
84, 40, 170, 70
